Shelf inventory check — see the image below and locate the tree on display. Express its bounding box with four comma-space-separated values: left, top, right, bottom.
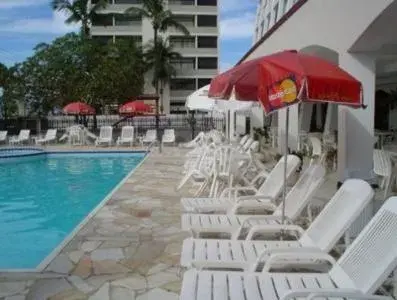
4, 34, 145, 117
144, 37, 181, 112
0, 62, 7, 87
125, 0, 189, 91
51, 0, 108, 38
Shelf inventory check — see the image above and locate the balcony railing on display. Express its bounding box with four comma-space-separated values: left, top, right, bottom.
168, 0, 194, 5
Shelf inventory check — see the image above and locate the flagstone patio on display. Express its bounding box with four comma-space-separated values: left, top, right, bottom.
0, 147, 194, 300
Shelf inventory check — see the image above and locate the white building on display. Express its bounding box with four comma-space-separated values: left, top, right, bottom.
90, 0, 219, 114
242, 0, 397, 186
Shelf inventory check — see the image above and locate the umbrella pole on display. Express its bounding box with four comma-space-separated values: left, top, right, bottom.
281, 107, 290, 225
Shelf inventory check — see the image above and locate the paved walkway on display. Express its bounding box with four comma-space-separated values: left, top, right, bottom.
0, 147, 194, 300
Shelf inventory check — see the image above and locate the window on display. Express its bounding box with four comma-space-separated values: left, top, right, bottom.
114, 0, 142, 4
282, 0, 288, 14
198, 78, 212, 88
171, 79, 196, 90
92, 14, 113, 26
273, 3, 279, 23
197, 0, 217, 6
170, 36, 195, 48
266, 13, 271, 30
92, 36, 112, 45
174, 15, 195, 27
198, 57, 217, 69
114, 15, 141, 26
197, 15, 217, 27
171, 58, 196, 71
197, 36, 217, 48
169, 0, 194, 5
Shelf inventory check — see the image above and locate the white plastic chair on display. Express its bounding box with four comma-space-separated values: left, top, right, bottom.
9, 130, 30, 145
180, 196, 397, 300
116, 126, 134, 147
181, 164, 326, 239
180, 179, 374, 269
181, 155, 301, 214
0, 131, 7, 143
162, 129, 176, 146
142, 129, 157, 145
95, 126, 113, 147
36, 129, 57, 145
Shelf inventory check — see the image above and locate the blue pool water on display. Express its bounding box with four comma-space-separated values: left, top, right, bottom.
0, 151, 145, 269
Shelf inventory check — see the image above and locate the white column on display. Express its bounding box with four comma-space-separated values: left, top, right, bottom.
316, 103, 323, 130
324, 103, 338, 134
337, 52, 376, 184
299, 103, 313, 132
278, 105, 299, 153
229, 111, 236, 141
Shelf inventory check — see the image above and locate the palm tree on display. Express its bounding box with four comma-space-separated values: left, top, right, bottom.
0, 62, 7, 87
145, 37, 182, 112
125, 0, 190, 94
51, 0, 108, 38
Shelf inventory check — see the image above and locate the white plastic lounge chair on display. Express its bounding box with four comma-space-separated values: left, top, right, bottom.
36, 129, 57, 145
180, 196, 397, 300
181, 132, 205, 149
181, 164, 326, 239
181, 155, 301, 213
0, 131, 7, 143
162, 129, 176, 146
116, 126, 134, 147
9, 130, 30, 145
142, 129, 157, 145
180, 179, 374, 269
95, 126, 113, 146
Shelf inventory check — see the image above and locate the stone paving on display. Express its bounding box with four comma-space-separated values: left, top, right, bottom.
0, 147, 194, 300
0, 146, 389, 299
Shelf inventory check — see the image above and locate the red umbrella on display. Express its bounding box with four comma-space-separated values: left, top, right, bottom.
63, 102, 95, 115
119, 101, 152, 115
208, 50, 363, 113
208, 50, 363, 224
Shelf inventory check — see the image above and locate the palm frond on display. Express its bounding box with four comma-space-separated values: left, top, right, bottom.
159, 11, 190, 35
125, 6, 150, 18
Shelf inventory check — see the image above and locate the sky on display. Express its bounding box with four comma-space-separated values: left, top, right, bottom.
0, 0, 257, 71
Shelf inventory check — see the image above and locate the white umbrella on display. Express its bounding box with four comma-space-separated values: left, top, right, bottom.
186, 85, 255, 112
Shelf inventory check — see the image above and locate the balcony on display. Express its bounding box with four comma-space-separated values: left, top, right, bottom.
91, 24, 142, 35
169, 0, 217, 15
172, 46, 218, 56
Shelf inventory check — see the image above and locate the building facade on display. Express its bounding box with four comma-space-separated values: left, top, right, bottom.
243, 0, 397, 186
254, 0, 299, 44
89, 0, 219, 114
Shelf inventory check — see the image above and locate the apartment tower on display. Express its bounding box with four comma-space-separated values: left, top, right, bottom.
90, 0, 219, 114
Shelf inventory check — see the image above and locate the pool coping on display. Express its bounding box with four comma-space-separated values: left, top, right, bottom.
0, 149, 151, 273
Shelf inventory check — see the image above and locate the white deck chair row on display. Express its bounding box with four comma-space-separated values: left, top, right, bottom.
180, 195, 397, 300
181, 155, 301, 214
180, 179, 374, 270
181, 163, 326, 239
9, 130, 30, 145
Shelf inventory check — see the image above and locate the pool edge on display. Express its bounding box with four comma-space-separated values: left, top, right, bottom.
0, 150, 151, 273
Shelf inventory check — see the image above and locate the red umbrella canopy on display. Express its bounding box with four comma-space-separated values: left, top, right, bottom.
119, 101, 152, 115
63, 102, 95, 115
208, 50, 363, 114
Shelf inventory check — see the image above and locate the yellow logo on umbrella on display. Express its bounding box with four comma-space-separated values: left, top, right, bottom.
279, 78, 297, 103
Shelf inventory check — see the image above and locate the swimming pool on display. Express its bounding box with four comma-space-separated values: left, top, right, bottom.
0, 151, 145, 270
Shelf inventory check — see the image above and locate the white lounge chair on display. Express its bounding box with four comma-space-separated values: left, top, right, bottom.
0, 131, 7, 143
180, 196, 397, 300
180, 132, 205, 149
162, 129, 176, 146
36, 129, 57, 145
181, 155, 301, 213
116, 126, 134, 147
9, 130, 30, 145
180, 179, 374, 269
95, 126, 113, 147
181, 164, 326, 239
142, 129, 157, 145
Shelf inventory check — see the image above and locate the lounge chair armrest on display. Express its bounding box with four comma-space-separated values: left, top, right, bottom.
191, 260, 248, 271
220, 187, 258, 199
236, 195, 275, 203
241, 215, 294, 227
246, 224, 305, 240
281, 289, 361, 300
228, 201, 278, 215
307, 291, 393, 300
250, 247, 324, 272
262, 251, 337, 272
